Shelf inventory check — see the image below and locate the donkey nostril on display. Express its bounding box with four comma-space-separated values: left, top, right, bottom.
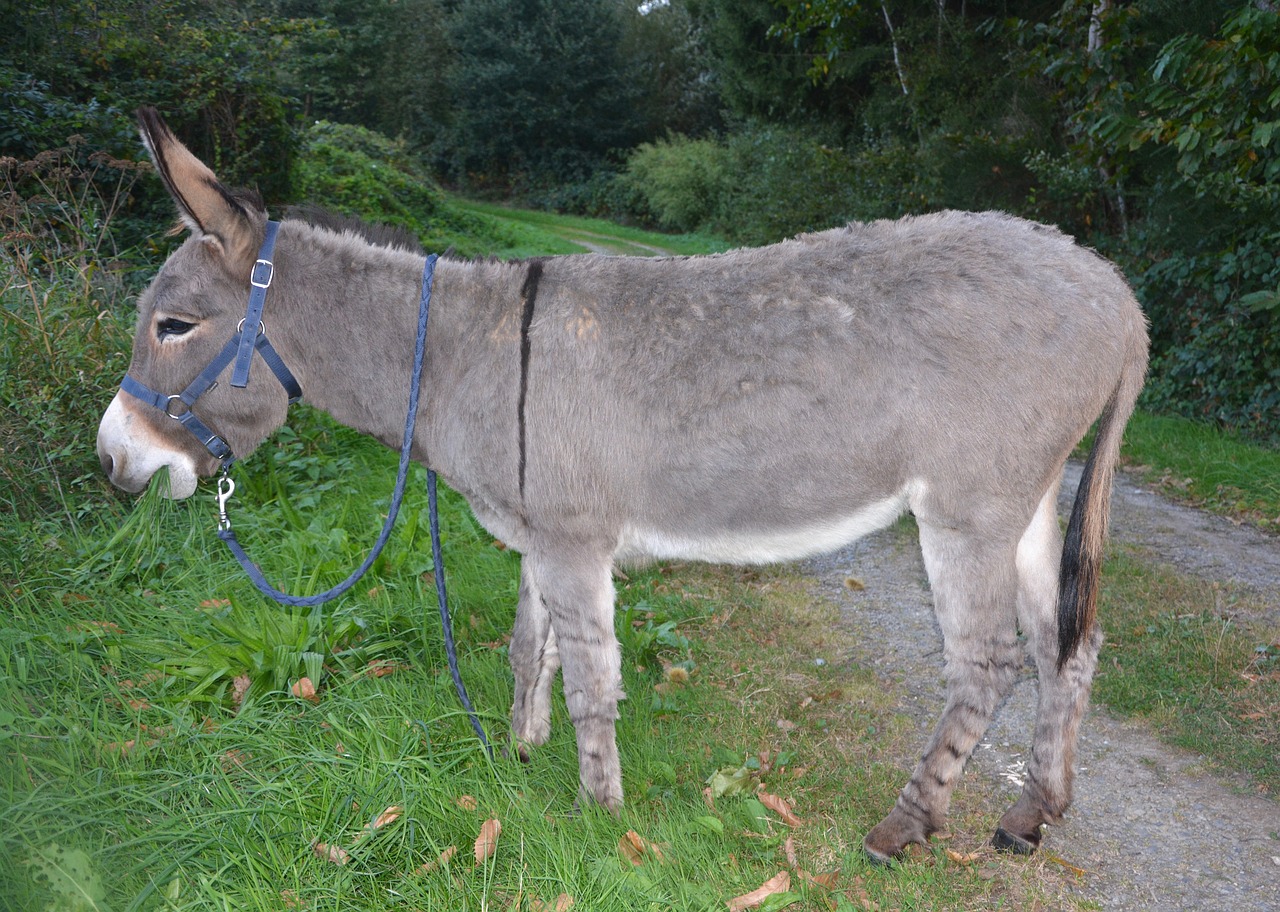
100, 452, 116, 478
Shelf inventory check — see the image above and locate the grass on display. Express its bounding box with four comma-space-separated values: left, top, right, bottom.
1092, 548, 1280, 796
3, 177, 1278, 909
1119, 410, 1280, 531
450, 199, 732, 259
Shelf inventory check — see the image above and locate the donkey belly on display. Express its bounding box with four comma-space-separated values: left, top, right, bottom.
613, 483, 917, 565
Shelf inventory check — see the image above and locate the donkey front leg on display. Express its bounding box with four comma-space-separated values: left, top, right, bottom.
525, 546, 626, 811
864, 524, 1022, 862
510, 560, 561, 759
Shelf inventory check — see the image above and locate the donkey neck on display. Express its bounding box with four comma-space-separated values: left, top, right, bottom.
267, 220, 436, 451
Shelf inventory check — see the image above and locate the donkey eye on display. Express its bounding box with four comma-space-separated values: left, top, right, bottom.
157, 318, 196, 339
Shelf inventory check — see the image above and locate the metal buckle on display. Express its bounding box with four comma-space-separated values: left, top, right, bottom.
250, 258, 274, 289
217, 472, 235, 531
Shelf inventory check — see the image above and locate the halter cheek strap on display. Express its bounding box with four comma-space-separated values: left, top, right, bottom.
118, 220, 302, 463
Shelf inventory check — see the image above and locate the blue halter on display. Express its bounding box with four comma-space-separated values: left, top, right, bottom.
118, 220, 301, 463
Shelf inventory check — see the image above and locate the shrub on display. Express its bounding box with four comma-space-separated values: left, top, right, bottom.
622, 134, 731, 233
291, 121, 515, 256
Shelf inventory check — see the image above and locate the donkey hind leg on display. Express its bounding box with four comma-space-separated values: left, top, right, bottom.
527, 546, 626, 811
995, 480, 1101, 853
864, 523, 1022, 863
510, 560, 561, 759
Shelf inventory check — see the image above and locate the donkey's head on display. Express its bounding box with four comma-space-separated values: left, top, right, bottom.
97, 109, 292, 498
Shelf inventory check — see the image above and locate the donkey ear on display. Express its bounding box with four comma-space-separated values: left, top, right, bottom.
137, 106, 263, 264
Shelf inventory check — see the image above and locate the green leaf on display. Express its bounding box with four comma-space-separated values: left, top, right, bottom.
706, 763, 756, 798
21, 844, 106, 912
1238, 290, 1280, 312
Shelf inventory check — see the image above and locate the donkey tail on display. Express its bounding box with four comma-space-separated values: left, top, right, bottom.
1057, 339, 1147, 671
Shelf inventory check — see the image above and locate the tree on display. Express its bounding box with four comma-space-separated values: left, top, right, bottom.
438, 0, 643, 191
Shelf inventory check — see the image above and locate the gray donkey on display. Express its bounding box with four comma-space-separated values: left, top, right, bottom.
98, 110, 1148, 861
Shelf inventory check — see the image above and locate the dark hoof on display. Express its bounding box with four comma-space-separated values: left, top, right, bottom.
991, 826, 1040, 855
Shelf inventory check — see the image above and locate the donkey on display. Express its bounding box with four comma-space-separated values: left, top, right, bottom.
98, 109, 1148, 861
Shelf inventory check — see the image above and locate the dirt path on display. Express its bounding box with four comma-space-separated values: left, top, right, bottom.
803, 464, 1280, 911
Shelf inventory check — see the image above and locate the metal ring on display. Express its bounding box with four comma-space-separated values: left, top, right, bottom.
164, 395, 189, 419
236, 318, 265, 336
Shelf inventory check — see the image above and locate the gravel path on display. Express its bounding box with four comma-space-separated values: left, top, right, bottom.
803, 464, 1280, 911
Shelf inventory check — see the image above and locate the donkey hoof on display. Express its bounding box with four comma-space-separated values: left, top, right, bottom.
991, 826, 1040, 855
863, 815, 929, 865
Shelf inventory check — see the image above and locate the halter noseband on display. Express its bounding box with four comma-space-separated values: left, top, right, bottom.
118, 220, 302, 463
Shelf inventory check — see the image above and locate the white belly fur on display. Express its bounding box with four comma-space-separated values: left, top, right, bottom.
615, 484, 920, 565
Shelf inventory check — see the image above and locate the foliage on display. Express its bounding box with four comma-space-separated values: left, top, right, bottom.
0, 141, 148, 528
436, 0, 644, 192
622, 134, 732, 232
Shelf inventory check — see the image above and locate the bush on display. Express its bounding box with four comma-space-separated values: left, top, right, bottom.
291, 121, 515, 257
622, 135, 731, 233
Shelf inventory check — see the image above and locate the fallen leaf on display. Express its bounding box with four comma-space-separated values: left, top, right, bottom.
292, 677, 319, 703
529, 893, 575, 911
618, 830, 667, 865
775, 719, 796, 732
414, 845, 457, 875
798, 869, 839, 889
312, 841, 349, 865
783, 835, 798, 868
758, 790, 802, 826
370, 806, 403, 830
230, 674, 251, 709
702, 786, 716, 809
200, 598, 230, 609
707, 764, 756, 798
280, 888, 303, 909
456, 794, 478, 811
474, 818, 501, 863
843, 576, 865, 591
726, 871, 791, 911
366, 659, 407, 678
945, 848, 982, 865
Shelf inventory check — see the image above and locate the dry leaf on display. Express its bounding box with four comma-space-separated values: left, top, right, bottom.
366, 659, 406, 678
200, 598, 231, 608
797, 869, 840, 890
370, 806, 402, 830
312, 841, 349, 865
726, 871, 791, 911
783, 835, 798, 868
758, 790, 802, 826
230, 674, 251, 710
530, 894, 574, 912
775, 719, 796, 732
415, 845, 457, 875
456, 795, 478, 811
702, 786, 716, 809
945, 848, 982, 865
474, 818, 501, 863
292, 677, 319, 703
618, 830, 667, 865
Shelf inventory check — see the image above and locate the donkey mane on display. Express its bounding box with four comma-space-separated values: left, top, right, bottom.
283, 204, 424, 255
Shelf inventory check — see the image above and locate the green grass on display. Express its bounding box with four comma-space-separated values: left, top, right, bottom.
451, 198, 732, 259
1093, 548, 1280, 796
1119, 410, 1280, 531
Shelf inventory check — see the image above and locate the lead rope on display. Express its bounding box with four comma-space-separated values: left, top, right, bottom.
216, 254, 491, 754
